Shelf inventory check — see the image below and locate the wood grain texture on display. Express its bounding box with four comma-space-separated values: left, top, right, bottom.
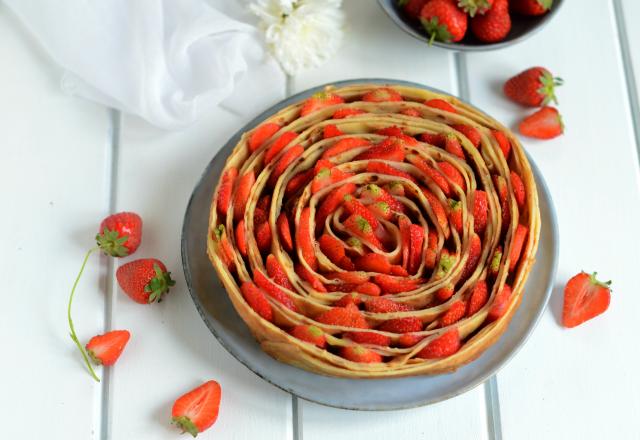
464, 0, 640, 438
0, 4, 112, 439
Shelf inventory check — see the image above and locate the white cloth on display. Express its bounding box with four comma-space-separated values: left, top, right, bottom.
5, 0, 284, 129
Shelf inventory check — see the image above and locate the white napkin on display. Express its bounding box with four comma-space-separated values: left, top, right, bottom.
5, 0, 284, 129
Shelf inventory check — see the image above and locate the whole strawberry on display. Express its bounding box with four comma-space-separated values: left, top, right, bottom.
399, 0, 429, 20
519, 106, 564, 139
470, 0, 510, 43
116, 258, 176, 304
86, 330, 131, 366
504, 67, 563, 107
457, 0, 494, 17
562, 272, 611, 328
420, 0, 468, 44
511, 0, 553, 16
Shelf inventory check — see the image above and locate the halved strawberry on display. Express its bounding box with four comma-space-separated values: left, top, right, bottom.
508, 224, 528, 271
397, 332, 424, 348
240, 281, 273, 321
491, 130, 511, 159
268, 145, 304, 188
416, 329, 461, 359
321, 137, 370, 159
253, 270, 297, 312
249, 122, 281, 152
354, 253, 392, 274
233, 171, 255, 221
295, 262, 326, 292
448, 199, 463, 234
354, 138, 405, 162
277, 213, 293, 252
332, 108, 365, 119
408, 155, 450, 196
425, 99, 457, 113
419, 132, 446, 147
398, 216, 411, 268
355, 282, 382, 296
473, 190, 488, 234
344, 331, 391, 346
368, 201, 393, 221
450, 124, 481, 148
255, 221, 272, 253
423, 189, 449, 236
409, 224, 425, 274
345, 214, 383, 249
86, 330, 130, 366
378, 317, 423, 333
391, 264, 409, 276
510, 171, 526, 207
257, 195, 271, 212
212, 224, 235, 271
488, 245, 503, 278
440, 300, 466, 327
374, 274, 420, 294
438, 162, 466, 192
375, 126, 404, 137
266, 254, 294, 290
362, 87, 403, 102
300, 92, 345, 116
319, 233, 349, 267
334, 292, 362, 307
323, 124, 344, 139
328, 270, 370, 284
316, 183, 357, 231
562, 272, 611, 328
366, 161, 415, 182
235, 220, 247, 257
519, 106, 564, 140
291, 325, 326, 348
316, 303, 368, 328
311, 165, 353, 194
253, 207, 267, 225
340, 345, 383, 363
264, 131, 298, 164
343, 195, 380, 230
467, 280, 488, 316
285, 168, 314, 197
171, 380, 221, 438
486, 283, 512, 322
361, 184, 405, 213
216, 167, 238, 216
444, 133, 465, 160
365, 296, 413, 313
461, 233, 482, 280
385, 181, 405, 196
424, 230, 438, 270
297, 207, 317, 270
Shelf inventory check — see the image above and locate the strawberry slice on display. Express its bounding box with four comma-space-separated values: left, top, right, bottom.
450, 124, 481, 148
486, 284, 512, 322
311, 164, 353, 194
419, 132, 446, 147
424, 99, 457, 113
354, 253, 392, 274
508, 224, 528, 271
300, 92, 345, 116
519, 106, 564, 139
316, 183, 357, 232
257, 195, 271, 212
390, 264, 409, 276
297, 207, 317, 270
327, 270, 370, 284
444, 133, 465, 160
440, 300, 466, 327
266, 254, 294, 290
255, 221, 272, 253
368, 201, 393, 221
361, 184, 405, 213
332, 108, 365, 119
399, 216, 411, 268
316, 303, 368, 328
276, 213, 293, 252
344, 331, 391, 346
416, 329, 461, 359
85, 330, 130, 366
397, 332, 424, 348
212, 224, 235, 271
233, 171, 255, 221
375, 126, 404, 137
562, 272, 612, 328
340, 346, 383, 363
399, 107, 422, 117
321, 137, 370, 159
488, 245, 503, 279
249, 122, 281, 152
268, 145, 304, 188
438, 162, 466, 192
343, 195, 380, 230
461, 233, 482, 280
408, 224, 425, 275
378, 317, 423, 333
366, 161, 415, 182
355, 282, 382, 296
473, 190, 488, 234
364, 297, 413, 313
354, 138, 406, 162
385, 181, 405, 196
345, 214, 383, 249
285, 168, 314, 197
510, 171, 526, 207
172, 381, 222, 437
374, 274, 420, 294
362, 87, 403, 102
235, 220, 247, 257
318, 234, 350, 267
491, 130, 511, 159
448, 199, 463, 234
216, 167, 238, 216
291, 325, 326, 348
240, 281, 273, 321
334, 292, 362, 307
253, 270, 297, 312
408, 154, 450, 196
264, 131, 298, 164
467, 280, 488, 316
295, 262, 326, 292
424, 230, 438, 270
323, 124, 344, 139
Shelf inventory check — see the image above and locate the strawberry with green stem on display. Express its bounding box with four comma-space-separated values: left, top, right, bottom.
504, 67, 563, 107
420, 0, 468, 44
172, 380, 222, 437
67, 211, 142, 382
116, 258, 175, 304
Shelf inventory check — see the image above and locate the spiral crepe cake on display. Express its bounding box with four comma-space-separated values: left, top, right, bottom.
207, 83, 540, 378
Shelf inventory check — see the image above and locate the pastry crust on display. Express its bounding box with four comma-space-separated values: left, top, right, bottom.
206, 83, 540, 378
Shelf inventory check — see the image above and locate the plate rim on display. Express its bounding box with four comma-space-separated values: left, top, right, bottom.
181, 78, 560, 411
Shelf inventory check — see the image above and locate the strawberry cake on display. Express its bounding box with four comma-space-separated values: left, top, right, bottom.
207, 83, 540, 378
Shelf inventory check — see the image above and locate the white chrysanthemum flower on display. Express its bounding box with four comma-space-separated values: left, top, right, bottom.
250, 0, 345, 75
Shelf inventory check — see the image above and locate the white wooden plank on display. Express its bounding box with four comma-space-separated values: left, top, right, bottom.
464, 0, 640, 438
620, 0, 640, 144
109, 98, 294, 438
0, 5, 111, 439
293, 1, 488, 439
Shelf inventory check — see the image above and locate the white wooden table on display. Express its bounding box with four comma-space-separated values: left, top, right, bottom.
2, 1, 640, 439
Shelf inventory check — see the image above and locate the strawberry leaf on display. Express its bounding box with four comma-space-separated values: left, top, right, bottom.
144, 263, 176, 303
96, 228, 130, 257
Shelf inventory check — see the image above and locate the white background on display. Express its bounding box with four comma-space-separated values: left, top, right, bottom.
1, 1, 639, 439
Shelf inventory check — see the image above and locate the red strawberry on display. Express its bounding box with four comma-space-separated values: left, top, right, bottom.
461, 233, 481, 280
354, 253, 392, 274
444, 133, 465, 160
277, 213, 293, 252
511, 0, 553, 16
354, 138, 405, 162
385, 181, 406, 196
334, 292, 362, 307
419, 131, 446, 147
328, 270, 370, 284
323, 124, 344, 139
409, 155, 451, 196
368, 201, 393, 221
467, 280, 489, 316
355, 282, 382, 296
362, 87, 403, 102
420, 0, 468, 43
473, 190, 488, 234
344, 331, 391, 346
486, 283, 512, 321
365, 297, 413, 313
450, 124, 481, 148
235, 220, 248, 257
255, 221, 272, 253
343, 195, 380, 230
291, 325, 326, 348
345, 214, 384, 249
266, 254, 294, 290
493, 174, 510, 229
448, 199, 463, 233
439, 161, 466, 192
321, 137, 370, 159
241, 281, 274, 321
97, 212, 143, 257
297, 207, 317, 270
397, 333, 424, 348
311, 164, 353, 194
253, 207, 268, 225
295, 262, 326, 292
440, 300, 466, 327
400, 108, 422, 117
332, 108, 366, 119
504, 67, 563, 107
316, 303, 368, 328
562, 272, 612, 328
285, 168, 314, 197
378, 317, 423, 333
470, 0, 511, 43
116, 258, 175, 304
424, 230, 438, 270
316, 183, 357, 231
361, 184, 405, 213
519, 106, 564, 139
249, 122, 281, 152
172, 381, 221, 437
212, 224, 235, 271
435, 251, 457, 300
401, 0, 429, 19
399, 216, 411, 268
374, 274, 420, 294
300, 92, 345, 116
319, 234, 350, 267
340, 345, 383, 363
423, 189, 449, 236
491, 130, 511, 159
216, 168, 238, 216
409, 224, 425, 274
268, 145, 304, 188
510, 171, 526, 207
85, 330, 130, 366
488, 245, 503, 278
264, 131, 298, 164
416, 329, 461, 359
366, 161, 415, 182
254, 270, 297, 311
508, 224, 528, 271
376, 125, 404, 137
233, 171, 255, 221
458, 0, 494, 17
425, 98, 458, 113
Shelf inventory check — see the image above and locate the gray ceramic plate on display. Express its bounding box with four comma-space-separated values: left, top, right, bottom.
378, 0, 564, 52
181, 79, 559, 410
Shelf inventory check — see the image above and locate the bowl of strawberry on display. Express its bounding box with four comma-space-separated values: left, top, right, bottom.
379, 0, 563, 50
